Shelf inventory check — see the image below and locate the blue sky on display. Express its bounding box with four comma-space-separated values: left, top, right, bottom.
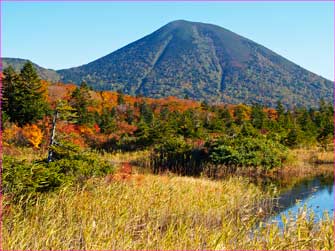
2, 1, 334, 80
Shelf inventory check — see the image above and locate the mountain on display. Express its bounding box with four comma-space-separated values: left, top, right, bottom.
1, 57, 60, 82
58, 20, 332, 108
3, 21, 332, 108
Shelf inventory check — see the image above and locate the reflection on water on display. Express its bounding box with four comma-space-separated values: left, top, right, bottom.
269, 173, 334, 226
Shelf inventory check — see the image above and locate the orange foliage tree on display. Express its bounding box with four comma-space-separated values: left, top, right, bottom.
22, 124, 44, 148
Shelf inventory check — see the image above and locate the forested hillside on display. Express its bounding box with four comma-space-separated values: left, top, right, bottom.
57, 20, 333, 108
2, 57, 60, 82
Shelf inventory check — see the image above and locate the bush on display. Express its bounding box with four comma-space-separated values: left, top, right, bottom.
47, 154, 113, 183
149, 136, 288, 177
2, 156, 66, 201
209, 145, 240, 166
48, 141, 81, 161
208, 136, 288, 170
150, 136, 207, 176
3, 143, 114, 201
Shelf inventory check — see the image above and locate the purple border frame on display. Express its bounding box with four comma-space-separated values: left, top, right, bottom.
0, 0, 334, 251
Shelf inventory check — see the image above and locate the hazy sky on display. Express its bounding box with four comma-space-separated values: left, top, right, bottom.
2, 1, 334, 80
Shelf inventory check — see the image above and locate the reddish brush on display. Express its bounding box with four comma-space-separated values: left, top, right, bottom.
105, 162, 133, 184
120, 162, 132, 174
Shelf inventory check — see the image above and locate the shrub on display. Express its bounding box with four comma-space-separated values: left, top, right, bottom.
2, 143, 114, 201
2, 156, 66, 201
208, 136, 288, 170
150, 136, 207, 176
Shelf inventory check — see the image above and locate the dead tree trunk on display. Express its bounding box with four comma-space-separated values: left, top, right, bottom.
47, 109, 59, 162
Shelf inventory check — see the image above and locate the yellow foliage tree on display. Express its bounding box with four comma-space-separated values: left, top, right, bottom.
22, 124, 43, 148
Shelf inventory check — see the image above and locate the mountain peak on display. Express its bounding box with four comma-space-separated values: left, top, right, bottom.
163, 19, 221, 32
167, 19, 191, 25
158, 19, 201, 36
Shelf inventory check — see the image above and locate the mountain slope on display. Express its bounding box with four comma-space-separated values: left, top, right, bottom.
58, 20, 332, 108
2, 57, 60, 82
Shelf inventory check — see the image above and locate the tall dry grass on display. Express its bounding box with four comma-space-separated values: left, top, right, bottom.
288, 147, 334, 166
276, 148, 334, 182
2, 174, 333, 250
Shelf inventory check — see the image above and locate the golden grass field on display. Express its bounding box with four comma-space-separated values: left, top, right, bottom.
2, 173, 334, 250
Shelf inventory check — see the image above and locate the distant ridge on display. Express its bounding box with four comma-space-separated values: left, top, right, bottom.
2, 57, 60, 82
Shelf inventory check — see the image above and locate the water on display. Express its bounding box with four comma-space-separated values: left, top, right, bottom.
268, 173, 334, 226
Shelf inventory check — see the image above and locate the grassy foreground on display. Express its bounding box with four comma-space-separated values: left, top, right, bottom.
2, 174, 334, 250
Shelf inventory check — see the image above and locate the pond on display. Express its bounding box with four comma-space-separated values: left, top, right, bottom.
268, 171, 334, 227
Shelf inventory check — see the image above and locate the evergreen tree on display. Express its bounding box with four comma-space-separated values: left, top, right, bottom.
70, 81, 92, 125
139, 102, 153, 125
240, 122, 258, 137
276, 101, 285, 117
283, 111, 294, 130
219, 107, 233, 128
177, 111, 198, 138
234, 107, 245, 125
275, 101, 287, 130
284, 129, 300, 147
117, 89, 125, 105
315, 101, 334, 149
135, 119, 150, 140
160, 107, 170, 121
2, 66, 18, 123
98, 108, 116, 133
2, 62, 49, 126
126, 108, 134, 124
297, 108, 317, 142
251, 104, 265, 129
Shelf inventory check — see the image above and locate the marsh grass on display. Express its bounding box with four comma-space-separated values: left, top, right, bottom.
310, 150, 334, 164
288, 148, 334, 166
249, 210, 334, 250
2, 175, 267, 249
2, 148, 334, 250
3, 175, 334, 250
273, 148, 334, 183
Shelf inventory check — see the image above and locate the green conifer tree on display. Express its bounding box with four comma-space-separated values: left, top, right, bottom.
2, 62, 49, 126
70, 81, 92, 125
2, 66, 18, 124
251, 104, 265, 129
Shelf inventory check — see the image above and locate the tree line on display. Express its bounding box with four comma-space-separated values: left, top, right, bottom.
2, 62, 334, 166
